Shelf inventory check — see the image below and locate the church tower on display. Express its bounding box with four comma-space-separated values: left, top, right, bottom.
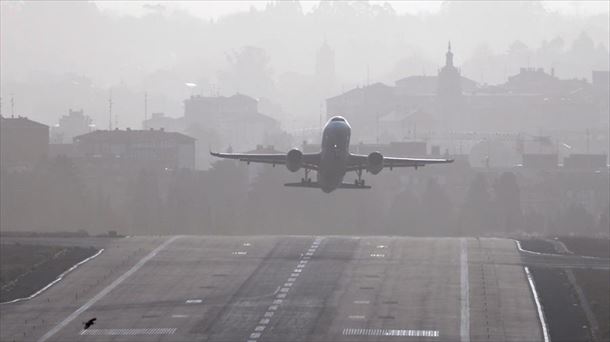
437, 41, 462, 98
315, 40, 335, 92
437, 42, 464, 131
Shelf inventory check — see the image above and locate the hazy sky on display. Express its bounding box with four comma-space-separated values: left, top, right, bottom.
95, 1, 610, 20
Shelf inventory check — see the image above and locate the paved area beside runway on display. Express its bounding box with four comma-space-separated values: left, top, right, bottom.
1, 236, 562, 342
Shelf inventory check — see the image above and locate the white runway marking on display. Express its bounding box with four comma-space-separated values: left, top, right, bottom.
171, 314, 188, 318
80, 328, 176, 336
354, 300, 370, 304
38, 236, 181, 342
342, 328, 439, 337
186, 299, 203, 304
246, 237, 324, 342
348, 315, 366, 320
370, 253, 385, 257
460, 238, 470, 342
1, 248, 105, 305
232, 251, 247, 255
524, 266, 550, 342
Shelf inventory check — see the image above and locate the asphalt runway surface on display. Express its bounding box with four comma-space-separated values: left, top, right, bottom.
2, 235, 607, 342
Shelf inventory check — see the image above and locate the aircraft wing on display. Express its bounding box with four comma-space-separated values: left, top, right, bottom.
347, 154, 454, 171
210, 151, 321, 170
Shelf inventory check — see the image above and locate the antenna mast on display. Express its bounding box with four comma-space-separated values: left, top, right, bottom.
10, 94, 15, 117
144, 91, 148, 125
108, 90, 113, 130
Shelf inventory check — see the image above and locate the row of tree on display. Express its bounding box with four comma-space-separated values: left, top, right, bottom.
1, 157, 608, 237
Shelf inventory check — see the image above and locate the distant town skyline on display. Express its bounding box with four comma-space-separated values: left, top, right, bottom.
94, 1, 609, 20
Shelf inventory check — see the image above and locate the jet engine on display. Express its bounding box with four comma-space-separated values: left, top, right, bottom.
367, 151, 384, 174
286, 149, 303, 172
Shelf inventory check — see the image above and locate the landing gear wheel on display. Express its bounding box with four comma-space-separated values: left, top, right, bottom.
302, 169, 313, 184
360, 180, 365, 187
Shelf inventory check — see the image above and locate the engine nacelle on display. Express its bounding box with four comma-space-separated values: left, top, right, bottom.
286, 149, 303, 172
367, 151, 384, 175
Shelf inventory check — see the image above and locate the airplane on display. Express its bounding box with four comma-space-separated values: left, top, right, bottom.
211, 116, 453, 193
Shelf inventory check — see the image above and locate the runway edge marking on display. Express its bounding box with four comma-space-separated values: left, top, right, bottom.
523, 266, 550, 342
0, 248, 105, 305
37, 236, 181, 342
460, 238, 470, 342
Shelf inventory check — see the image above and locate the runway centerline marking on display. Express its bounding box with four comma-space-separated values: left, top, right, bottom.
460, 238, 470, 342
37, 236, 181, 342
245, 237, 324, 342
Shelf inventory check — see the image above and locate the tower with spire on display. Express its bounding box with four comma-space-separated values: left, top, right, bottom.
437, 41, 461, 98
315, 39, 336, 94
437, 41, 464, 130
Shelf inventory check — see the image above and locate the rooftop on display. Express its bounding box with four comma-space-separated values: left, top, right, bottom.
74, 128, 195, 144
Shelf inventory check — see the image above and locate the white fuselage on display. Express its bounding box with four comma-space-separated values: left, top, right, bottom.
318, 118, 351, 193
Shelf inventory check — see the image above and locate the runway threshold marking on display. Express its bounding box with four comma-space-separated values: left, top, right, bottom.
246, 236, 324, 342
37, 236, 181, 342
80, 328, 176, 336
460, 238, 470, 342
342, 328, 439, 337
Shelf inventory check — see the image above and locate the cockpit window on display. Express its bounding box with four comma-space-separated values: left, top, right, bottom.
330, 117, 345, 122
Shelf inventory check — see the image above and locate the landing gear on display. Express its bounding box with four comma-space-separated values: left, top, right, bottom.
301, 168, 312, 183
354, 169, 366, 187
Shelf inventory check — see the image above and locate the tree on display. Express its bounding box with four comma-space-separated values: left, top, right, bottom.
386, 187, 421, 236
219, 46, 275, 99
493, 172, 523, 234
418, 178, 453, 236
459, 173, 495, 236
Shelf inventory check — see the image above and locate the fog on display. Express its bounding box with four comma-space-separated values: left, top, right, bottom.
1, 1, 609, 238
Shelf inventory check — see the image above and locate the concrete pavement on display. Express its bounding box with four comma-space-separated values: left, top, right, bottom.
1, 236, 550, 342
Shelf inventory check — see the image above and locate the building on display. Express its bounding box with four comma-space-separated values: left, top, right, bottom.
326, 82, 395, 141
74, 128, 196, 170
51, 109, 94, 143
184, 93, 279, 151
142, 112, 185, 132
315, 40, 336, 96
326, 42, 606, 157
0, 116, 49, 171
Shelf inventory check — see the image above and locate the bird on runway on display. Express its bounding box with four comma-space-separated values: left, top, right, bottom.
83, 318, 96, 330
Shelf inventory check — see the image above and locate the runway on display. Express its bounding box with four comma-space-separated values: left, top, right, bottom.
1, 236, 552, 341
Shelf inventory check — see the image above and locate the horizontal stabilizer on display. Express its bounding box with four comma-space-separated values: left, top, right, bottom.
284, 181, 321, 188
284, 182, 371, 189
338, 183, 372, 189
